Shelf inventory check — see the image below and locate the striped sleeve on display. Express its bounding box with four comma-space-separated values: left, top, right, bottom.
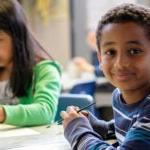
122, 103, 150, 149
64, 113, 150, 150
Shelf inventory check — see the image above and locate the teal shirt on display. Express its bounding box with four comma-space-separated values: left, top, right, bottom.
2, 60, 62, 126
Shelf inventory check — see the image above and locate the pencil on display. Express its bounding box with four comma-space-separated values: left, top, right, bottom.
76, 102, 96, 113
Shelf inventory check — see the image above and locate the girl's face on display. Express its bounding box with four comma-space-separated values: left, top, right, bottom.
98, 22, 150, 92
0, 31, 13, 71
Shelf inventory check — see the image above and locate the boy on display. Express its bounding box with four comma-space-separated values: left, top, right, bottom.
61, 3, 150, 150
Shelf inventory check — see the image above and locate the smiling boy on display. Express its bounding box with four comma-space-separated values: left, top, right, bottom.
61, 3, 150, 150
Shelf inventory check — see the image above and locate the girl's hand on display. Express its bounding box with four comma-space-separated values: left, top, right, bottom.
0, 107, 5, 122
60, 106, 85, 129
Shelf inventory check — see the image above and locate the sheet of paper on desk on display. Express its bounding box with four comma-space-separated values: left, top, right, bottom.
0, 124, 16, 130
0, 124, 71, 150
11, 143, 70, 150
9, 135, 71, 150
0, 124, 39, 138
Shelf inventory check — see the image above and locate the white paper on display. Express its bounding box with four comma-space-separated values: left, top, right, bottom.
10, 143, 70, 150
0, 124, 16, 130
0, 124, 70, 150
0, 124, 39, 138
8, 134, 70, 150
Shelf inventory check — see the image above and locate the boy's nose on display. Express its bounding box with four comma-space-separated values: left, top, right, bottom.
114, 54, 130, 69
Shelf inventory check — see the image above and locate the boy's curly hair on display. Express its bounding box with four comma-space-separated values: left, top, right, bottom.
96, 3, 150, 51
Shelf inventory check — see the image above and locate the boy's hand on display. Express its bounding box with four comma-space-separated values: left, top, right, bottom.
60, 106, 86, 129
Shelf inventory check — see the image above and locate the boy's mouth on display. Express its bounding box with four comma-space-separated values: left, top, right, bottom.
114, 73, 135, 81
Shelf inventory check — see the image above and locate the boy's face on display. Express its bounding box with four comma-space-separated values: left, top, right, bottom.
98, 22, 150, 92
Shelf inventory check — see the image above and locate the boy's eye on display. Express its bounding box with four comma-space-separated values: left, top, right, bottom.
128, 48, 142, 55
104, 49, 116, 56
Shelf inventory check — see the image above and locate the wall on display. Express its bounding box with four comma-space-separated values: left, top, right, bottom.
22, 0, 71, 67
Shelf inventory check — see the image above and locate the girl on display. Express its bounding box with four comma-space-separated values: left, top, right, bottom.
61, 3, 150, 149
0, 0, 61, 126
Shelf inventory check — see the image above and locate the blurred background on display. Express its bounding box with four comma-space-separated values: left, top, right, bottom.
20, 0, 150, 66
19, 0, 150, 120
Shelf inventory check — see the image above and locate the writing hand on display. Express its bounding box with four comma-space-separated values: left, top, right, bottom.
60, 106, 86, 129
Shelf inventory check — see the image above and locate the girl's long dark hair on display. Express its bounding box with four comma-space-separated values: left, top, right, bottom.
0, 0, 53, 97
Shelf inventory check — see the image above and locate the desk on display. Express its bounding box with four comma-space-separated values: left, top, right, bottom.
0, 124, 70, 150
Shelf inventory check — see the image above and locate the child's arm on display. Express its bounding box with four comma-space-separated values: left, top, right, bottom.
62, 106, 150, 150
2, 61, 62, 126
64, 117, 150, 150
64, 116, 111, 150
87, 112, 110, 138
77, 111, 115, 139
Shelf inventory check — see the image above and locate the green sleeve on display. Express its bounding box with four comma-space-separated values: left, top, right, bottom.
3, 60, 62, 126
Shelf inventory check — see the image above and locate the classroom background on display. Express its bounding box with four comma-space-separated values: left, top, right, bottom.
20, 0, 150, 120
1, 1, 150, 149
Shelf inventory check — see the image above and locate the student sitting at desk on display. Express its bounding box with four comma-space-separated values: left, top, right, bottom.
61, 3, 150, 149
73, 56, 104, 77
0, 0, 61, 126
73, 30, 104, 77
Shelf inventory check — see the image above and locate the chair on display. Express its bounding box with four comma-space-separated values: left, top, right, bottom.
69, 80, 96, 96
54, 93, 95, 122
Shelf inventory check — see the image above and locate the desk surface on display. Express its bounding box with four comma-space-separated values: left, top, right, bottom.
0, 124, 70, 150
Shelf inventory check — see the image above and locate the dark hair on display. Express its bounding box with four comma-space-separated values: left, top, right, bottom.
96, 3, 150, 51
0, 0, 53, 97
